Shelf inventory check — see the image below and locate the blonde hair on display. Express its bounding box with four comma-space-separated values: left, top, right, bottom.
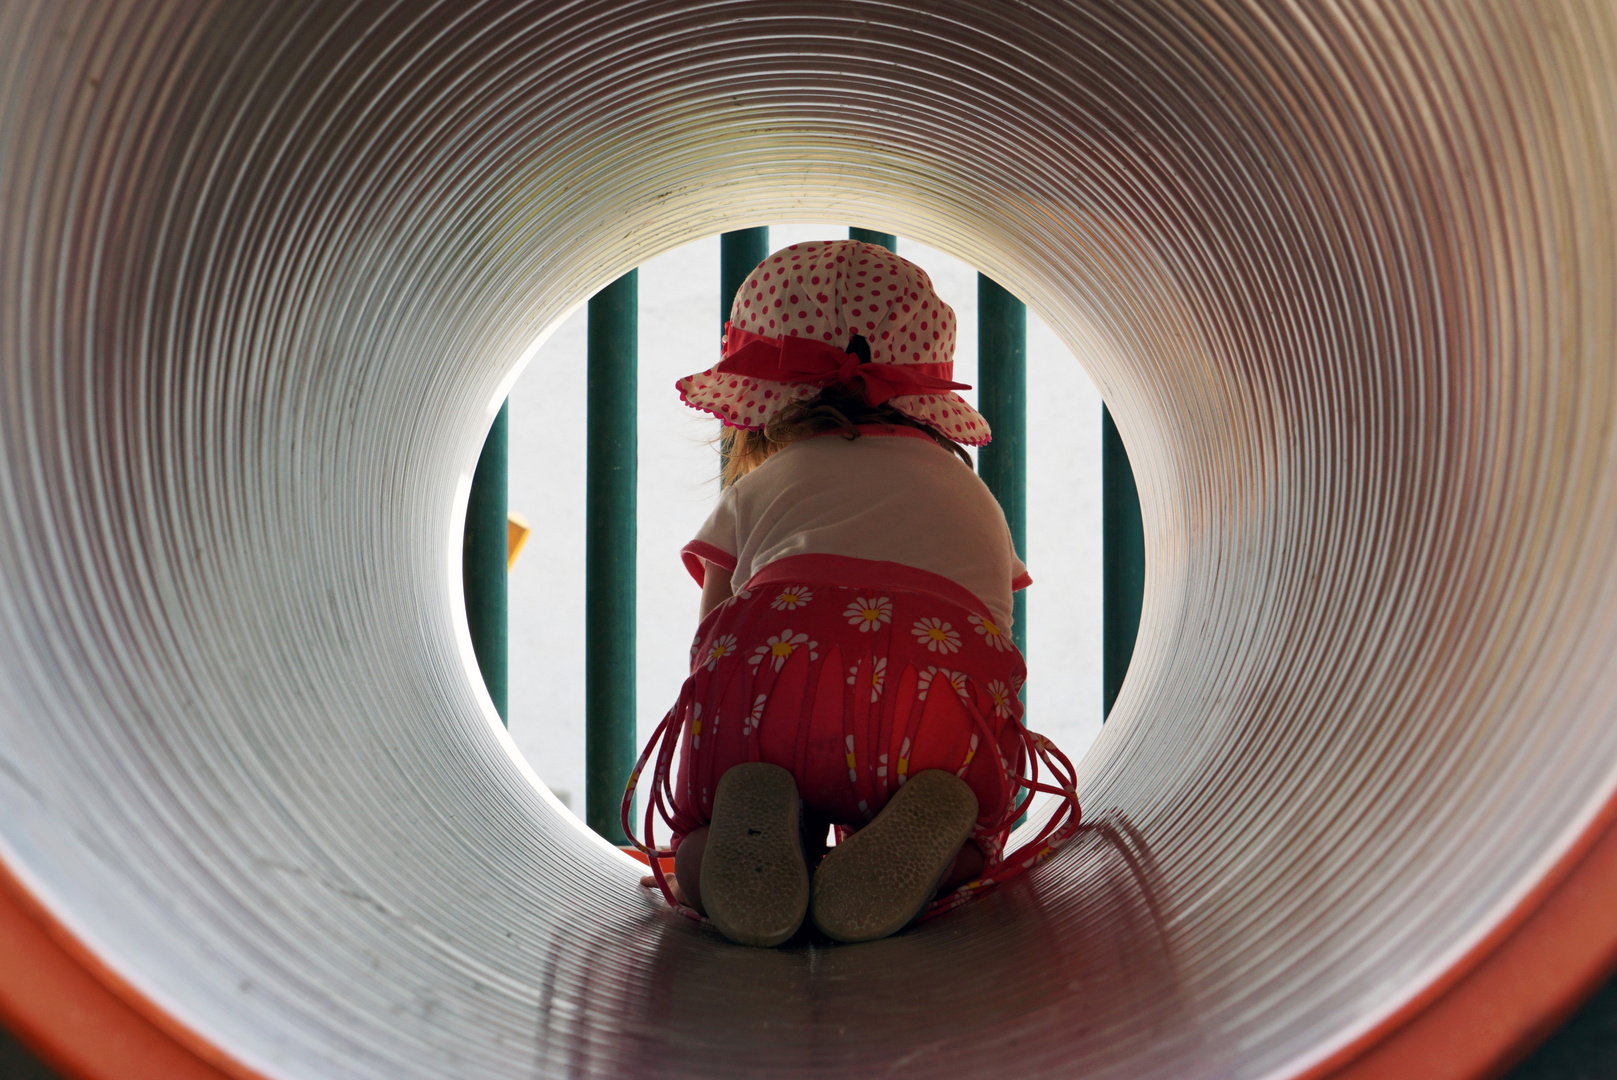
719, 385, 973, 487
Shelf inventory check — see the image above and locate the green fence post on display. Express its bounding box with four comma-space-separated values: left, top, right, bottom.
1102, 404, 1145, 719
721, 228, 770, 324
586, 271, 638, 843
976, 275, 1028, 657
720, 229, 769, 481
464, 402, 508, 723
850, 227, 898, 251
978, 275, 1029, 827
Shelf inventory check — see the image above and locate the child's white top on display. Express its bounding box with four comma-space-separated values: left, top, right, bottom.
681, 427, 1030, 628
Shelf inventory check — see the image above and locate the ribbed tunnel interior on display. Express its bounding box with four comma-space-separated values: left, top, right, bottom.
3, 2, 1616, 1077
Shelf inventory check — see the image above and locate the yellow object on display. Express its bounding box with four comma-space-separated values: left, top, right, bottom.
506, 512, 530, 571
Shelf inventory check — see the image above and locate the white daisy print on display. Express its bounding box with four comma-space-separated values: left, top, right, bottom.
917, 666, 968, 701
749, 629, 816, 672
843, 596, 892, 631
957, 732, 981, 776
987, 679, 1015, 719
968, 613, 1009, 652
733, 588, 753, 600
743, 693, 768, 738
705, 634, 739, 671
770, 586, 813, 611
912, 616, 962, 654
845, 656, 888, 702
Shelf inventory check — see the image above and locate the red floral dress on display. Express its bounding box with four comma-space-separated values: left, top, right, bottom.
624, 552, 1081, 923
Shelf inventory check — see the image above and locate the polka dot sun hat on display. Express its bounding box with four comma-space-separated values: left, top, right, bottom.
674, 239, 992, 445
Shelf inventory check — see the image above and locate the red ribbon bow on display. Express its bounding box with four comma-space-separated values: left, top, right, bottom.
715, 323, 970, 409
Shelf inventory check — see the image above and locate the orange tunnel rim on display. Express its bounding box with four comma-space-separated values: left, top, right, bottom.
4, 800, 1617, 1080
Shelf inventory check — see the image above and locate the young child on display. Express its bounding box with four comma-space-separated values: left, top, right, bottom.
624, 239, 1081, 947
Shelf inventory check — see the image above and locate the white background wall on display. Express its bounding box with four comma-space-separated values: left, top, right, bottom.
505, 226, 1104, 820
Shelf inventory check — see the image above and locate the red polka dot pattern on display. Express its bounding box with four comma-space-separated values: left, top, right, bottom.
674, 239, 991, 445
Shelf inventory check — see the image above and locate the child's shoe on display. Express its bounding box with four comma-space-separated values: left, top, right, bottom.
699, 762, 810, 947
810, 769, 979, 943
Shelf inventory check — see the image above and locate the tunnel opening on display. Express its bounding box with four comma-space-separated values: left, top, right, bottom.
0, 3, 1614, 1079
475, 226, 1114, 850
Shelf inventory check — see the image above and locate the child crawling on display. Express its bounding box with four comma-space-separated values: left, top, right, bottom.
625, 240, 1080, 946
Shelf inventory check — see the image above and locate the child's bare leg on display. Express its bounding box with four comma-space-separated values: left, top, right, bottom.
936, 838, 986, 896
636, 826, 710, 912
643, 806, 827, 928
645, 809, 824, 915
674, 826, 708, 913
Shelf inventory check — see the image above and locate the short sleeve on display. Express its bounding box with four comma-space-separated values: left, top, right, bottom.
1005, 512, 1032, 591
681, 488, 740, 586
1011, 552, 1032, 592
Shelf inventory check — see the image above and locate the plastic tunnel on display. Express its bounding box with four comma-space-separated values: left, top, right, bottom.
2, 2, 1616, 1077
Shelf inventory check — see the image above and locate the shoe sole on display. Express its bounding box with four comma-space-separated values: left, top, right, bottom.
810, 769, 979, 943
699, 763, 809, 947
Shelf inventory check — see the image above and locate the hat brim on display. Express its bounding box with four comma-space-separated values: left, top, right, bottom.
675, 369, 992, 446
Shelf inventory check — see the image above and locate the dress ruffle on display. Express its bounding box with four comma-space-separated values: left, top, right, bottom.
623, 555, 1080, 924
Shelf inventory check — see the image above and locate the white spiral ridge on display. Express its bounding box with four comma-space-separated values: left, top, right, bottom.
0, 2, 1614, 1077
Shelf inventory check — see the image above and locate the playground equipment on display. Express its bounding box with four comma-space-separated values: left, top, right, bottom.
2, 1, 1615, 1077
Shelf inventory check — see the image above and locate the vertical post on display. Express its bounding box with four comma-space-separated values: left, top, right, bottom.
1102, 404, 1145, 719
979, 275, 1028, 826
720, 229, 768, 479
586, 270, 637, 843
463, 402, 508, 723
721, 228, 770, 325
849, 227, 897, 251
977, 276, 1028, 655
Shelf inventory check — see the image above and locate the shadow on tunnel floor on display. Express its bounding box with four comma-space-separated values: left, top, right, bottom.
2, 963, 1616, 1077
0, 1026, 58, 1080
1504, 974, 1617, 1080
